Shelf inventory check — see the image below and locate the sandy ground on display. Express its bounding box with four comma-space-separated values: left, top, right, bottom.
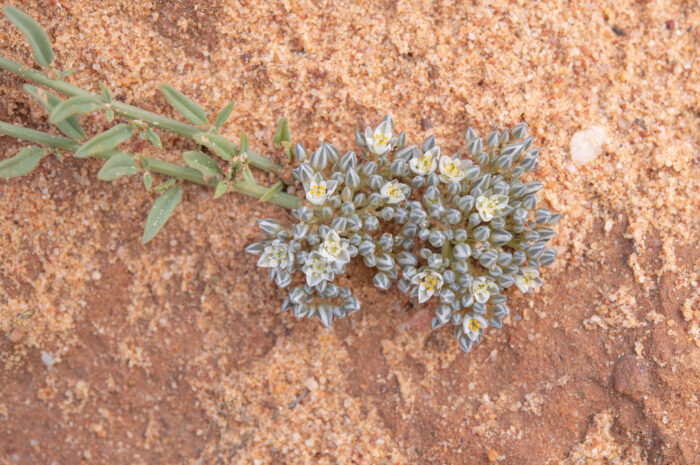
0, 0, 698, 463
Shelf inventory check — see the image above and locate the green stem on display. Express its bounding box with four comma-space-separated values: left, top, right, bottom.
0, 57, 281, 174
0, 122, 302, 210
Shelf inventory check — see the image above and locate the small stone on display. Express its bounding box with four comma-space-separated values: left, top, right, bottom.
421, 118, 434, 129
8, 328, 24, 343
41, 351, 55, 367
612, 25, 626, 36
304, 377, 319, 391
570, 126, 606, 165
613, 355, 652, 402
487, 448, 499, 462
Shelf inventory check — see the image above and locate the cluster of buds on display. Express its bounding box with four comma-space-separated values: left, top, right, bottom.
246, 117, 560, 354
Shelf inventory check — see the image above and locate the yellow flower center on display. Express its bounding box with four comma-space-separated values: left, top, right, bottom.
325, 241, 341, 257
468, 319, 481, 331
310, 183, 326, 198
374, 132, 389, 146
417, 154, 433, 171
422, 274, 438, 291
387, 184, 400, 198
483, 199, 497, 215
445, 161, 460, 176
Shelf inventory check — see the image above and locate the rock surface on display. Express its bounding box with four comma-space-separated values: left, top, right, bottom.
1, 0, 698, 464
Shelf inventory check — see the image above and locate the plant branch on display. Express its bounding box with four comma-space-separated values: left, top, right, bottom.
0, 121, 302, 210
0, 56, 281, 174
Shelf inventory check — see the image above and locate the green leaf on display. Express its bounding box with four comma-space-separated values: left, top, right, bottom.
214, 102, 235, 131
159, 84, 208, 126
99, 82, 112, 102
0, 146, 44, 178
142, 184, 183, 244
273, 117, 290, 146
97, 152, 139, 181
259, 181, 284, 202
3, 6, 53, 67
239, 131, 250, 154
183, 151, 221, 177
106, 109, 115, 122
75, 124, 132, 158
143, 171, 152, 190
153, 177, 176, 192
145, 128, 162, 148
192, 132, 235, 161
23, 85, 85, 139
57, 69, 75, 79
242, 168, 255, 185
49, 95, 101, 124
213, 180, 229, 199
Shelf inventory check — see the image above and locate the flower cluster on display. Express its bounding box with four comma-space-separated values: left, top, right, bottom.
246, 117, 560, 354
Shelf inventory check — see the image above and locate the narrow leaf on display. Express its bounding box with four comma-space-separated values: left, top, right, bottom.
106, 109, 115, 122
3, 6, 53, 67
97, 152, 139, 181
183, 151, 221, 177
192, 132, 234, 161
242, 168, 255, 185
24, 85, 85, 139
159, 84, 208, 126
58, 69, 75, 78
143, 171, 152, 190
214, 102, 235, 131
0, 146, 44, 178
239, 131, 249, 154
75, 124, 132, 158
259, 181, 284, 202
142, 184, 183, 243
213, 180, 229, 199
49, 95, 101, 124
145, 128, 162, 148
273, 117, 290, 146
99, 82, 112, 102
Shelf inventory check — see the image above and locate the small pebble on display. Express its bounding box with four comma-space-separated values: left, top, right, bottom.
570, 126, 606, 165
613, 355, 652, 402
304, 377, 319, 391
487, 448, 499, 462
612, 25, 626, 36
41, 351, 55, 367
8, 328, 24, 343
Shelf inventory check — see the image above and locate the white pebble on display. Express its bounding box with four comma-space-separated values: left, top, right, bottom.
570, 126, 607, 165
41, 351, 54, 367
304, 377, 319, 391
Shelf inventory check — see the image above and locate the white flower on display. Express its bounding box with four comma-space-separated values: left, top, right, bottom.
380, 180, 408, 204
364, 118, 394, 155
515, 267, 543, 293
463, 313, 488, 341
303, 172, 337, 205
257, 239, 293, 269
471, 276, 498, 304
411, 270, 444, 303
303, 251, 333, 287
438, 155, 469, 183
320, 230, 350, 265
409, 146, 439, 175
475, 194, 509, 222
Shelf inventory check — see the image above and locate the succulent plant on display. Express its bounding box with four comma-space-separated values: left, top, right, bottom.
246, 116, 560, 354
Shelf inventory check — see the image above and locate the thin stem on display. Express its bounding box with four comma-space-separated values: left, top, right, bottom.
0, 57, 281, 174
0, 122, 303, 210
